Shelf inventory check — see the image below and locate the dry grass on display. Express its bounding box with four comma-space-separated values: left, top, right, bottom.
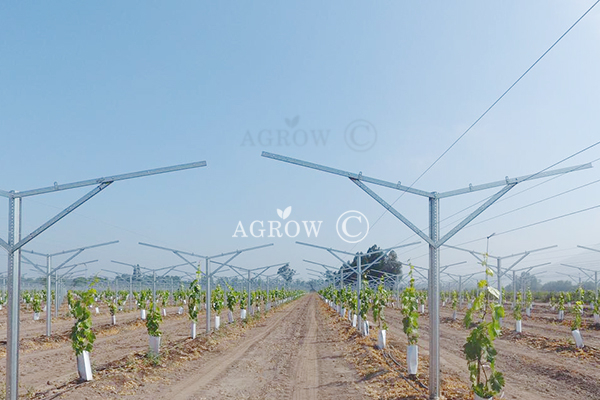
318, 302, 472, 400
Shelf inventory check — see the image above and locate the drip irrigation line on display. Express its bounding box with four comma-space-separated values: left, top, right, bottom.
381, 349, 428, 398
353, 1, 600, 249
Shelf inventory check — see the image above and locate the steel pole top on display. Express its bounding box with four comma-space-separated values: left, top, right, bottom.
262, 152, 592, 400
22, 240, 119, 258
444, 244, 558, 261
1, 161, 207, 200
111, 260, 140, 269
560, 264, 599, 281
138, 241, 274, 261
561, 263, 598, 273
512, 262, 552, 273
578, 245, 600, 254
303, 259, 338, 270
297, 241, 420, 257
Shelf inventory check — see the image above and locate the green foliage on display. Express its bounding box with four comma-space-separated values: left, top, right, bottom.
451, 290, 458, 311
513, 292, 522, 321
239, 290, 248, 309
106, 299, 118, 316
358, 280, 372, 320
574, 287, 585, 302
31, 292, 42, 313
145, 302, 162, 337
571, 300, 583, 331
349, 290, 358, 314
22, 290, 33, 307
372, 279, 389, 330
135, 290, 150, 310
401, 266, 419, 345
69, 284, 97, 356
225, 283, 238, 312
159, 290, 170, 308
557, 292, 566, 311
188, 271, 202, 322
174, 288, 186, 306
525, 289, 533, 309
463, 254, 505, 398
212, 285, 225, 313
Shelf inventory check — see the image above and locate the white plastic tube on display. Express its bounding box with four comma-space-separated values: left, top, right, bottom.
572, 329, 584, 348
149, 335, 161, 355
377, 330, 386, 349
407, 345, 418, 375
77, 350, 93, 381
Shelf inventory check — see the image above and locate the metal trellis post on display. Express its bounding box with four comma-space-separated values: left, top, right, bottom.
262, 151, 591, 399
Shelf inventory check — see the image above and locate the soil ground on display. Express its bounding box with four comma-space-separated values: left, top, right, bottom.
381, 302, 600, 400
2, 295, 600, 399
1, 294, 367, 399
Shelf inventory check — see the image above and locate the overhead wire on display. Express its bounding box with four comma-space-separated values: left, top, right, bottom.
354, 0, 600, 250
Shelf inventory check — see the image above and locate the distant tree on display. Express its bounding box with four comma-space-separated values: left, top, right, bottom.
277, 264, 295, 283
541, 280, 575, 292
132, 265, 142, 281
338, 244, 402, 285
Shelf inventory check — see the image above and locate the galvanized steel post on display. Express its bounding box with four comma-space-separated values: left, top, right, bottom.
497, 258, 502, 324
247, 270, 251, 313
206, 258, 212, 331
46, 256, 51, 337
6, 195, 21, 400
428, 195, 440, 399
357, 255, 362, 329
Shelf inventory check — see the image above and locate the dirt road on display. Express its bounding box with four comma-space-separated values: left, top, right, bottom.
57, 293, 366, 399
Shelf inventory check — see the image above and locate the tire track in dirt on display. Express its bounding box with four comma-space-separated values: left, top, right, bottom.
290, 299, 318, 400
151, 297, 305, 399
113, 293, 366, 400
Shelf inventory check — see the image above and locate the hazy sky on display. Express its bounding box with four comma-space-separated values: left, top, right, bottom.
1, 1, 599, 285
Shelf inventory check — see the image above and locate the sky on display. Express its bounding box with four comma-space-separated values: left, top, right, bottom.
1, 1, 599, 287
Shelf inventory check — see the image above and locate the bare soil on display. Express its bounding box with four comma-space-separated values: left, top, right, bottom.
381, 303, 600, 400
1, 295, 367, 399
3, 296, 600, 399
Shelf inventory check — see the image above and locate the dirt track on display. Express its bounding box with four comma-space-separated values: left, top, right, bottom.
116, 293, 365, 400
1, 294, 366, 399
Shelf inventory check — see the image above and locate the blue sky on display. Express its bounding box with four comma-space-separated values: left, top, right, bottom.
1, 1, 599, 285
